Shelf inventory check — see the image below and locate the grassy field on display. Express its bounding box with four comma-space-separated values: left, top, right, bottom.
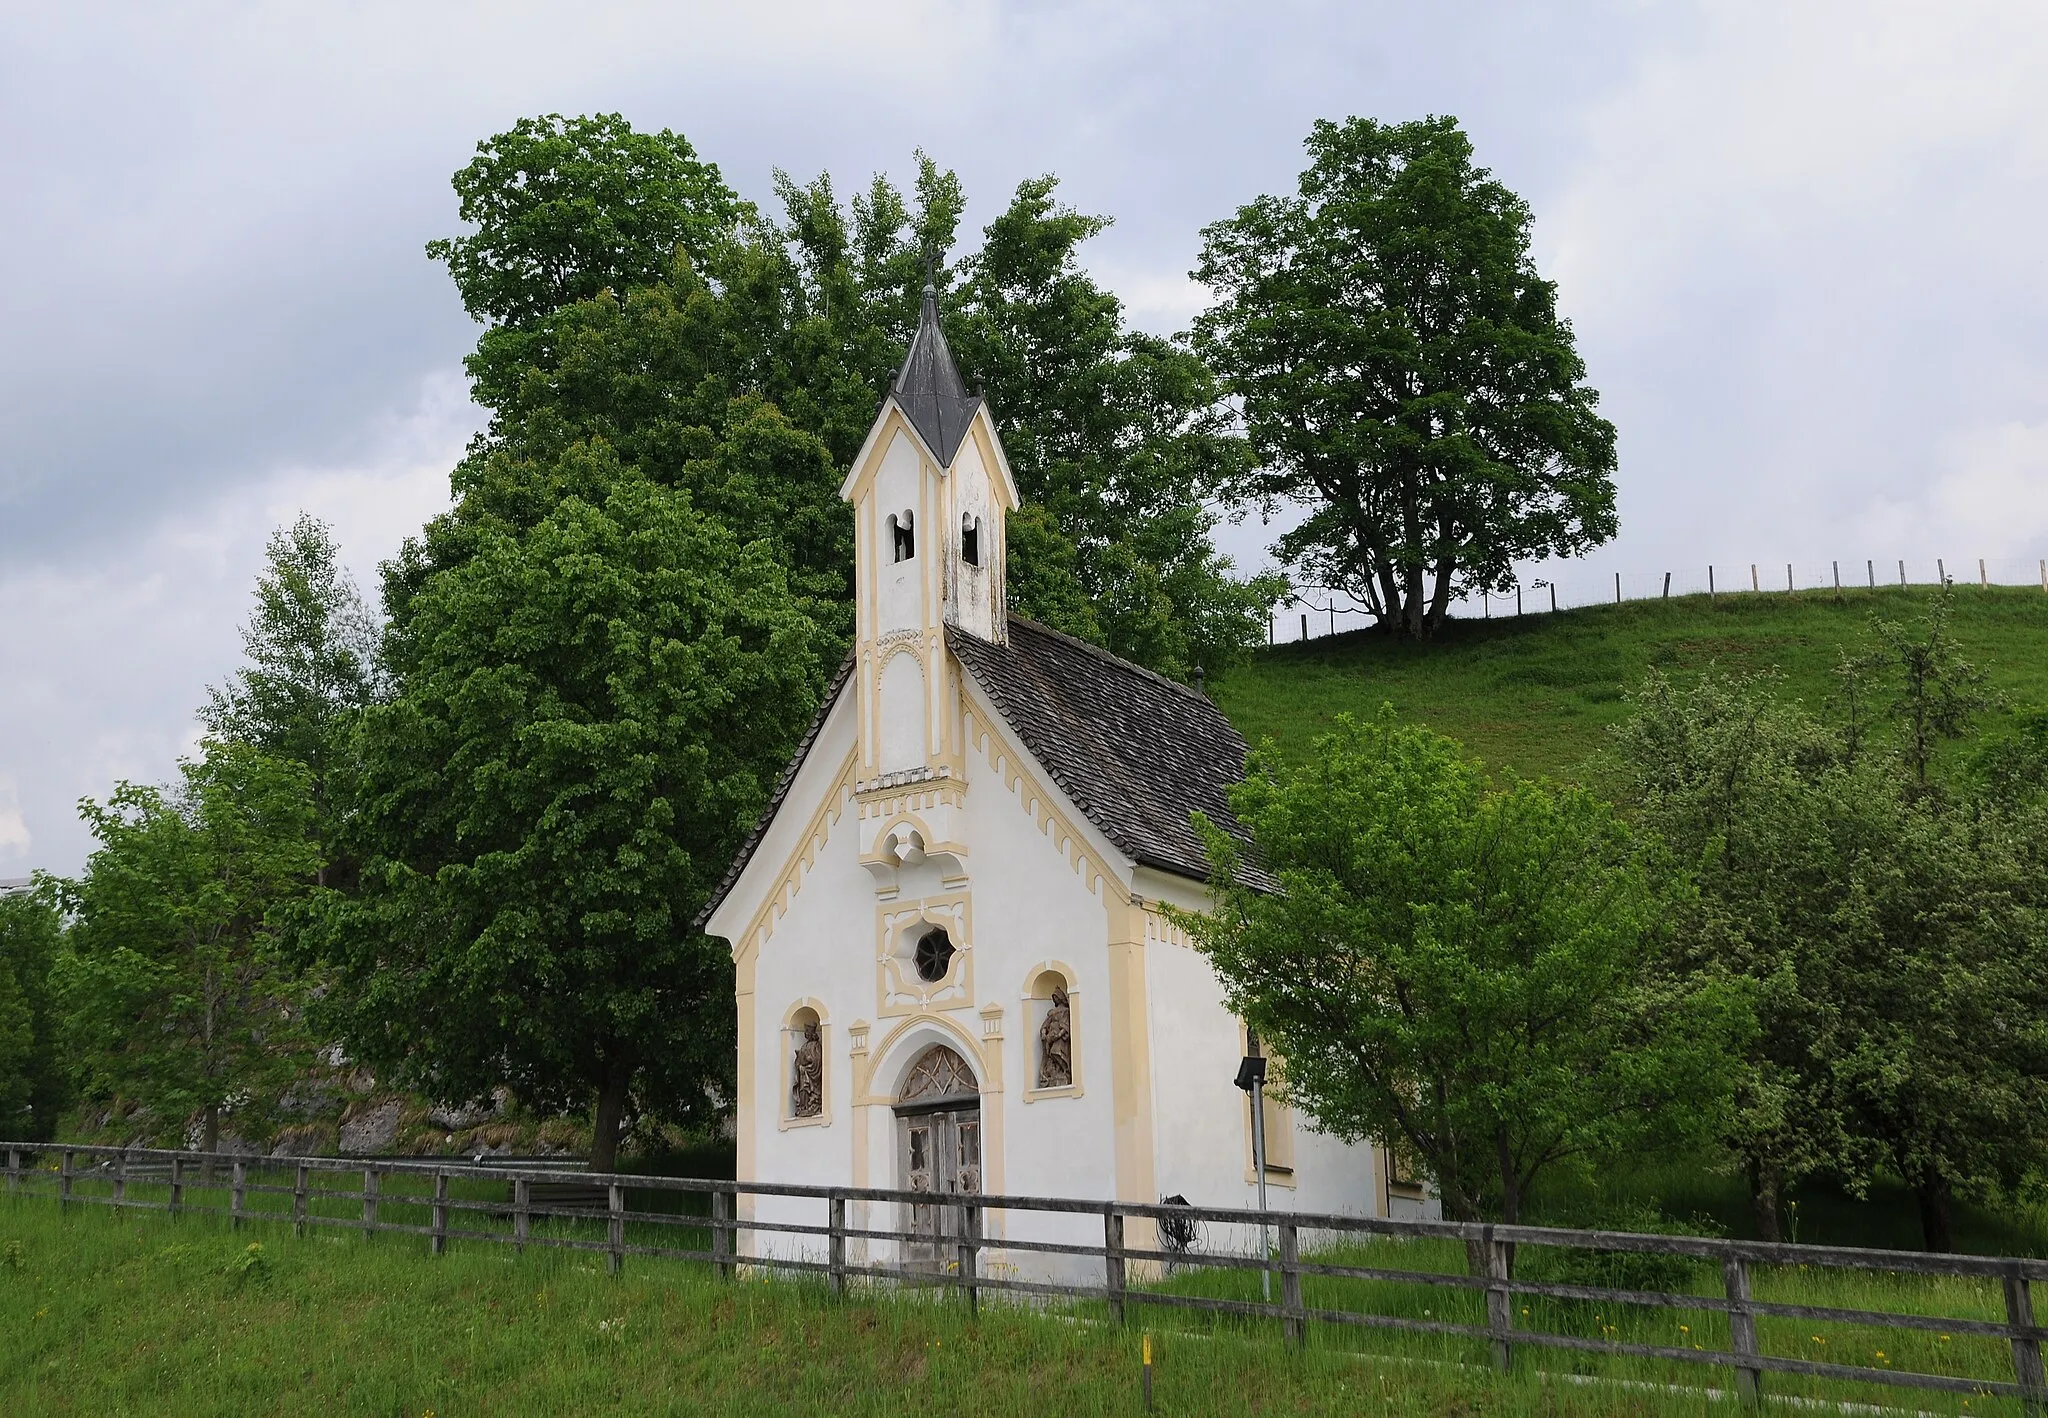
1213, 586, 2048, 783
0, 1195, 1740, 1417
6, 1194, 2039, 1416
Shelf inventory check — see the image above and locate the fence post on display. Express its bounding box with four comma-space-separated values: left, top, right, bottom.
712, 1188, 734, 1281
1939, 557, 1947, 584
60, 1149, 73, 1210
1614, 572, 1621, 604
1868, 558, 1875, 589
1785, 563, 1793, 592
828, 1193, 847, 1298
1833, 560, 1841, 598
1483, 1226, 1513, 1371
607, 1181, 625, 1276
362, 1168, 379, 1238
2040, 559, 2046, 593
294, 1164, 308, 1238
5, 1147, 17, 1194
1279, 1219, 1305, 1347
1662, 571, 1671, 599
432, 1171, 450, 1256
2004, 1265, 2046, 1414
513, 1177, 530, 1253
1723, 1255, 1762, 1406
1104, 1207, 1127, 1326
1548, 584, 1557, 613
112, 1148, 127, 1207
1900, 559, 1907, 587
1708, 565, 1716, 600
1751, 564, 1758, 593
959, 1202, 979, 1317
231, 1161, 247, 1229
1981, 558, 1989, 589
169, 1157, 183, 1216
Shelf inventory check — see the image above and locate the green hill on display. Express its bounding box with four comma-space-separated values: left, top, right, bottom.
1213, 584, 2048, 783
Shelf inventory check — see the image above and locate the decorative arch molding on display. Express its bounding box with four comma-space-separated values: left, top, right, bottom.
1021, 961, 1084, 1103
876, 647, 928, 776
866, 1010, 997, 1105
779, 998, 831, 1131
860, 809, 966, 884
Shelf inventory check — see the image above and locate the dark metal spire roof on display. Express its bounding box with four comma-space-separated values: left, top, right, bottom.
891, 281, 982, 467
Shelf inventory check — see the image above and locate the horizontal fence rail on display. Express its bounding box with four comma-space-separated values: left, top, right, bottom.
7, 1142, 2045, 1407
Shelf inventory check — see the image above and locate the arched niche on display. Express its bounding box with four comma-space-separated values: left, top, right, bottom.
780, 1000, 829, 1129
1022, 962, 1083, 1100
877, 650, 927, 775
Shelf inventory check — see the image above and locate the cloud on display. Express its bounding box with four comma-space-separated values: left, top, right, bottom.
0, 369, 469, 877
1544, 0, 2048, 564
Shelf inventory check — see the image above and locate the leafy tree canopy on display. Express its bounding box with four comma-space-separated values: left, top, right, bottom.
427, 113, 746, 328
428, 118, 1277, 680
0, 888, 67, 1142
1181, 707, 1749, 1229
309, 448, 831, 1170
57, 742, 322, 1152
1195, 115, 1617, 640
1616, 590, 2048, 1250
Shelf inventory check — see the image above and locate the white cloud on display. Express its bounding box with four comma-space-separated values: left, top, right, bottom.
0, 370, 469, 876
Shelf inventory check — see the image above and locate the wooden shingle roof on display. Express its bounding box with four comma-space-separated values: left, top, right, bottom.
947, 617, 1269, 890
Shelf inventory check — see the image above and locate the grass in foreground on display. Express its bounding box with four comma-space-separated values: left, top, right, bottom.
2, 1196, 2033, 1416
1215, 586, 2048, 783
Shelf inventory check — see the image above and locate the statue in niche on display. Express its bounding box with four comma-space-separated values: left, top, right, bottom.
1036, 985, 1073, 1088
791, 1020, 823, 1117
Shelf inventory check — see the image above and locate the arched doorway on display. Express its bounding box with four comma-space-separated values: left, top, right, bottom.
894, 1043, 981, 1267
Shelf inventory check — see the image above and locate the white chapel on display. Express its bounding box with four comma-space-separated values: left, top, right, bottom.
700, 286, 1419, 1275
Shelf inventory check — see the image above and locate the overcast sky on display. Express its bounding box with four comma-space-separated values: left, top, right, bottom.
4, 0, 2046, 876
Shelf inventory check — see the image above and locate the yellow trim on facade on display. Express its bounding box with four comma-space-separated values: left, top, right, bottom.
727, 747, 858, 971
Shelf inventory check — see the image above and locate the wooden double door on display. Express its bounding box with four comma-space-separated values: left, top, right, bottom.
897, 1103, 981, 1267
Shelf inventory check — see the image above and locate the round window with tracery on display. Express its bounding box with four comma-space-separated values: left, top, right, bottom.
913, 928, 956, 983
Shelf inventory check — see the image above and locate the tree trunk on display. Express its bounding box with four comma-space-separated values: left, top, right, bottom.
590, 1064, 630, 1175
1914, 1172, 1955, 1253
1748, 1157, 1784, 1243
201, 1104, 221, 1183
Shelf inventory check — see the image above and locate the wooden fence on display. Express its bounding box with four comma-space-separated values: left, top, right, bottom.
8, 1141, 2046, 1408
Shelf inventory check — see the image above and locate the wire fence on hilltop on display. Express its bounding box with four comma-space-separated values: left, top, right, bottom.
1268, 556, 2048, 645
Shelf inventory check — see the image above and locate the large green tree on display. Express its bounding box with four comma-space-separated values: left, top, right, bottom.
310, 447, 830, 1170
1195, 116, 1617, 640
203, 513, 381, 885
1181, 708, 1749, 1232
0, 888, 67, 1142
58, 742, 322, 1153
435, 115, 1275, 679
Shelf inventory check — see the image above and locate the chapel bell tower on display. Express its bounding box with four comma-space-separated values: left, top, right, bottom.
839, 280, 1018, 800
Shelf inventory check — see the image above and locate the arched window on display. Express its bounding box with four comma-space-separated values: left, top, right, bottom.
898, 1044, 977, 1105
889, 509, 916, 563
961, 513, 980, 567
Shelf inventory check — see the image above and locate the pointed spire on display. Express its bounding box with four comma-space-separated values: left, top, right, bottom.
892, 276, 981, 467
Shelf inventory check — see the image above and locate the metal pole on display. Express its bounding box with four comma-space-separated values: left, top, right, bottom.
1751, 564, 1759, 592
1549, 584, 1556, 613
1708, 565, 1715, 599
1662, 571, 1670, 599
1614, 571, 1621, 604
1251, 1075, 1271, 1303
1868, 558, 1875, 589
1981, 558, 1989, 588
